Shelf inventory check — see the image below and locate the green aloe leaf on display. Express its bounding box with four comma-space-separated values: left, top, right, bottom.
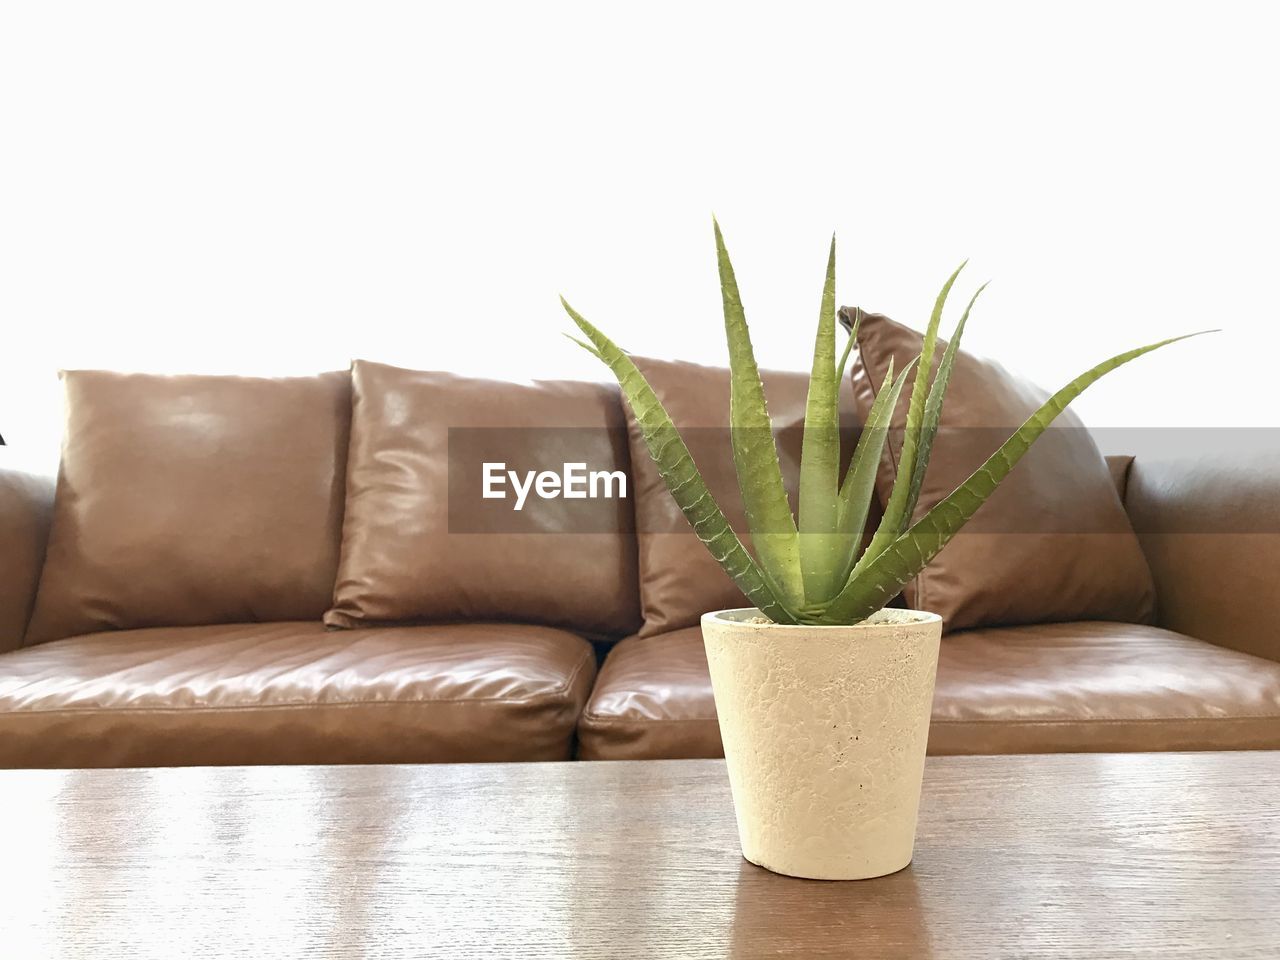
560, 297, 796, 624
562, 332, 603, 360
714, 220, 805, 607
832, 354, 917, 585
852, 262, 966, 576
835, 308, 860, 383
817, 331, 1209, 624
797, 234, 844, 601
903, 281, 990, 520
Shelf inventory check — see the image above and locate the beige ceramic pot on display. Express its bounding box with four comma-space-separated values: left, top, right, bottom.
702, 607, 943, 881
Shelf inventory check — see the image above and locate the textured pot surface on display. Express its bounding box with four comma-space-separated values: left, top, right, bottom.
702, 608, 942, 881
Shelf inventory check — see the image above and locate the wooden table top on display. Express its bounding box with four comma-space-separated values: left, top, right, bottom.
0, 752, 1277, 959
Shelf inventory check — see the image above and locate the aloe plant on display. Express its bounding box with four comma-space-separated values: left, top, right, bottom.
562, 221, 1202, 626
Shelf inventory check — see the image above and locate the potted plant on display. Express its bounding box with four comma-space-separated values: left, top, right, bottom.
562, 221, 1199, 881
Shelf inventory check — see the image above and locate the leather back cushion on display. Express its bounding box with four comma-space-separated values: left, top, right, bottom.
325, 360, 640, 637
625, 357, 865, 637
841, 309, 1155, 632
25, 371, 351, 644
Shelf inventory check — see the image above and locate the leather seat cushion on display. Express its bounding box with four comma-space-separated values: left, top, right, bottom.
928, 621, 1280, 753
0, 622, 595, 767
578, 628, 722, 760
578, 622, 1280, 759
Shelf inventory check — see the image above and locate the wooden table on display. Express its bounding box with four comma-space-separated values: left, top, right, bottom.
0, 753, 1276, 958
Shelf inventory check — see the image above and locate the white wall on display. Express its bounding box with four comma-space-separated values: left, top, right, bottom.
3, 1, 1276, 471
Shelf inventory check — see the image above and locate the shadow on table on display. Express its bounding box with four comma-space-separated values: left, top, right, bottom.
728, 858, 934, 959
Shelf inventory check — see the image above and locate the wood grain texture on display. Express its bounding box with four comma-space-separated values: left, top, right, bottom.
0, 753, 1277, 959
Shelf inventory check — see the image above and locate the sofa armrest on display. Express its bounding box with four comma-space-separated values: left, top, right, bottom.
1126, 444, 1280, 663
0, 455, 55, 652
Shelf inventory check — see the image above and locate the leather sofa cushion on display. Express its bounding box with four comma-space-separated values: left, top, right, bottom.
326, 361, 640, 637
928, 621, 1280, 752
0, 621, 595, 767
624, 357, 864, 637
1125, 445, 1280, 664
577, 627, 721, 760
1105, 454, 1135, 501
0, 456, 54, 653
839, 309, 1156, 632
577, 622, 1280, 759
24, 371, 351, 645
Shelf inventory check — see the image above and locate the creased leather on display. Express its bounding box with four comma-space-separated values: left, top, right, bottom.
625, 357, 868, 637
578, 621, 1280, 760
840, 309, 1155, 632
1105, 455, 1134, 502
24, 371, 352, 645
928, 621, 1280, 753
327, 361, 640, 636
1126, 447, 1280, 663
0, 621, 595, 767
0, 458, 55, 652
578, 627, 721, 760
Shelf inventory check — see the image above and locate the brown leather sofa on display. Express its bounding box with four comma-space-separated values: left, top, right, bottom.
2, 374, 1278, 768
